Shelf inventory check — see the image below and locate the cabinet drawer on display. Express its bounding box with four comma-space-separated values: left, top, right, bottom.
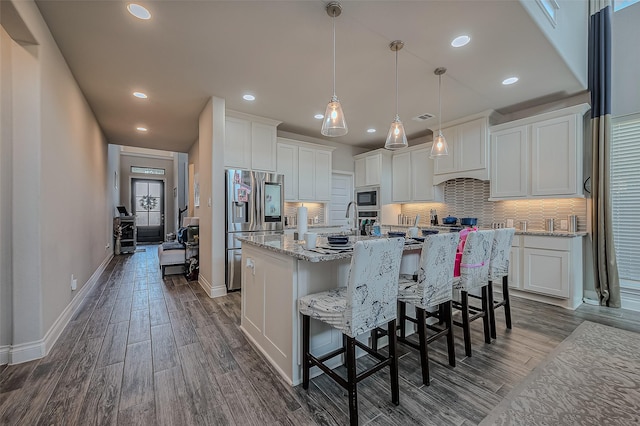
511, 235, 522, 248
523, 235, 571, 251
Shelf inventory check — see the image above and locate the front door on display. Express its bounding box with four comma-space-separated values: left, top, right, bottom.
132, 179, 164, 243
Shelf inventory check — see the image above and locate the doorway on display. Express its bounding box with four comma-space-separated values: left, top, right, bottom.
132, 179, 165, 243
328, 172, 354, 227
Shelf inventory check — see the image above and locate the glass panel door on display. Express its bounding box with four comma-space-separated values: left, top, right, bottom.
132, 179, 165, 242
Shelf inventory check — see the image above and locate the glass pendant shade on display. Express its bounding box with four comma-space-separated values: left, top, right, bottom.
430, 67, 449, 158
385, 115, 408, 150
321, 95, 348, 137
430, 130, 449, 157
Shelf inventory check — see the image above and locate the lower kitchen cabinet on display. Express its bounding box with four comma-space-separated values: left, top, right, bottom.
507, 234, 583, 309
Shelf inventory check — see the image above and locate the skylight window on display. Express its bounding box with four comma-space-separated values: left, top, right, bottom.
536, 0, 559, 26
615, 0, 640, 11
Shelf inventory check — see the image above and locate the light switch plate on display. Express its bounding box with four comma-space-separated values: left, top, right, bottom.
560, 219, 568, 231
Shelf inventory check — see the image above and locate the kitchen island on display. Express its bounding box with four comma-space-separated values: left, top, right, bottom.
237, 233, 422, 386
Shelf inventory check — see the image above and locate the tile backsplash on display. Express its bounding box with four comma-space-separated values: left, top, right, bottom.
284, 202, 326, 225
400, 178, 588, 232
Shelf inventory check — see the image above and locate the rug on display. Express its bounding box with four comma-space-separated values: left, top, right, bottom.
480, 321, 640, 426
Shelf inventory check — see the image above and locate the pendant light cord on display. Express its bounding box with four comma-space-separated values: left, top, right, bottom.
438, 74, 442, 131
332, 12, 336, 97
395, 49, 399, 117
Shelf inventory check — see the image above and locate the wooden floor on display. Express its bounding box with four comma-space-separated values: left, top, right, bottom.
1, 246, 640, 426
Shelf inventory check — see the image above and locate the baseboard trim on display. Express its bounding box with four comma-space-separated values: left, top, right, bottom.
0, 345, 9, 365
583, 289, 600, 305
9, 253, 113, 365
197, 275, 227, 299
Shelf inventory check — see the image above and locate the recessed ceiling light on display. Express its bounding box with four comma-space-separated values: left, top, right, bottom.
367, 128, 376, 133
243, 94, 255, 101
314, 114, 324, 120
133, 91, 147, 99
502, 77, 519, 85
127, 3, 151, 20
136, 127, 148, 132
451, 35, 471, 48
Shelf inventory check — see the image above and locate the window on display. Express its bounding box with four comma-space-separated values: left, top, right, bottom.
536, 0, 559, 26
615, 0, 640, 12
131, 166, 165, 175
611, 113, 640, 288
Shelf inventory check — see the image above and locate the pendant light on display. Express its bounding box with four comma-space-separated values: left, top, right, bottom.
430, 67, 449, 158
384, 40, 408, 150
321, 2, 348, 137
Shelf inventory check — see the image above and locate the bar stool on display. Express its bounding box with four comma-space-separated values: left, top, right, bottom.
372, 232, 459, 386
487, 228, 516, 339
452, 229, 494, 357
298, 238, 405, 426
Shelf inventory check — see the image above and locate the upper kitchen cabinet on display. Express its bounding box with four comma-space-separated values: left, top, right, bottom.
433, 112, 497, 185
392, 143, 443, 203
490, 103, 590, 200
354, 150, 392, 188
225, 111, 281, 172
276, 138, 334, 202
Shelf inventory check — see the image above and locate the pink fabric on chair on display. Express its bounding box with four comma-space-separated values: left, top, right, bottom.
454, 227, 478, 277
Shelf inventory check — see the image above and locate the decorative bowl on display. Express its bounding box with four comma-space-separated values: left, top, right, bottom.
327, 235, 349, 245
422, 229, 440, 236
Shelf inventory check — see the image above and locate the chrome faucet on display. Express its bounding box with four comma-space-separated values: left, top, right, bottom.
345, 201, 358, 235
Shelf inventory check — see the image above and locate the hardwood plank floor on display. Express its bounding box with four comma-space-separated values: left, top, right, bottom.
1, 245, 639, 425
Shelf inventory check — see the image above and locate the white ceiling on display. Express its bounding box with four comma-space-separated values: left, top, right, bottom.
34, 0, 587, 152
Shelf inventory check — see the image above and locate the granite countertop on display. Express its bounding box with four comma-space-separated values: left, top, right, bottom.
383, 224, 587, 238
237, 234, 423, 263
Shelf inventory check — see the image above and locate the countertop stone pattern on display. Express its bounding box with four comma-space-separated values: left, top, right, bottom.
237, 234, 423, 263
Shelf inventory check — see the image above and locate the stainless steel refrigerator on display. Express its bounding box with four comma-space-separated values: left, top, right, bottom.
225, 169, 284, 290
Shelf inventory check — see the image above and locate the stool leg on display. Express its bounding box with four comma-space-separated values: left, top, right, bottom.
503, 275, 513, 330
461, 291, 472, 357
370, 329, 378, 352
343, 334, 348, 366
488, 281, 497, 339
302, 315, 310, 390
416, 307, 430, 386
481, 286, 491, 344
387, 319, 400, 405
346, 336, 358, 426
398, 301, 407, 339
445, 301, 456, 368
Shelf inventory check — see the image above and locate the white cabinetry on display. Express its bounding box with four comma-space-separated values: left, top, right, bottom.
276, 138, 334, 202
490, 103, 589, 200
392, 144, 442, 203
433, 114, 493, 185
508, 234, 583, 309
225, 111, 281, 172
355, 151, 389, 188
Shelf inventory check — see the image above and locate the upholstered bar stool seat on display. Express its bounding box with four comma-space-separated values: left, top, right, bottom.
298, 237, 405, 426
487, 228, 516, 339
372, 233, 459, 386
451, 229, 495, 357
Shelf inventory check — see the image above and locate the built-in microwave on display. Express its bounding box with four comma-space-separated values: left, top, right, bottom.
356, 187, 379, 209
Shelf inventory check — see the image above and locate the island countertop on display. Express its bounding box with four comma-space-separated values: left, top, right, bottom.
236, 233, 423, 262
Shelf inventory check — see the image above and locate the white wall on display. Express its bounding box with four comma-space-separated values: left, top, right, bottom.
3, 0, 110, 361
612, 2, 640, 117
519, 0, 588, 88
107, 144, 121, 232
0, 26, 14, 355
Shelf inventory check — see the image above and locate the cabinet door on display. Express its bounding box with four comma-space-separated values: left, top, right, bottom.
298, 147, 316, 200
277, 143, 298, 201
392, 152, 412, 202
251, 122, 277, 172
458, 118, 487, 172
225, 117, 251, 169
365, 153, 382, 186
530, 115, 577, 196
411, 148, 436, 201
354, 158, 366, 188
314, 150, 332, 201
491, 125, 528, 198
508, 247, 521, 289
433, 126, 457, 174
523, 248, 570, 298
